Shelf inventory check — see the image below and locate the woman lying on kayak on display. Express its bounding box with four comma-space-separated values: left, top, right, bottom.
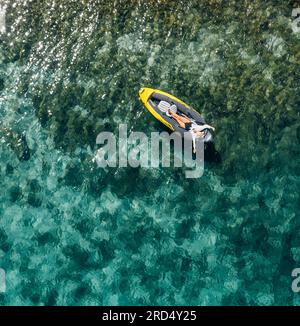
168, 110, 215, 153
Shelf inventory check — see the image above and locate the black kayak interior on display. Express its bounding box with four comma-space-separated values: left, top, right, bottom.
148, 92, 214, 144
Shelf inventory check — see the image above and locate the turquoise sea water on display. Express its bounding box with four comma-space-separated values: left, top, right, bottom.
0, 0, 300, 305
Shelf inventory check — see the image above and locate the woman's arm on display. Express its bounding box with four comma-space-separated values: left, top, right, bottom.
191, 131, 197, 153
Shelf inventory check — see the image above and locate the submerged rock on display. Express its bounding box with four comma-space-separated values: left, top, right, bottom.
0, 127, 30, 161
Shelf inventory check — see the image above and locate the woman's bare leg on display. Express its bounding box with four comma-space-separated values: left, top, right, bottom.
170, 112, 191, 128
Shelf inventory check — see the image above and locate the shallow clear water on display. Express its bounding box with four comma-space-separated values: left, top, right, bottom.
0, 0, 300, 305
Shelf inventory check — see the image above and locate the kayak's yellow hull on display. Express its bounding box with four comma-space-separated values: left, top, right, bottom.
139, 87, 192, 131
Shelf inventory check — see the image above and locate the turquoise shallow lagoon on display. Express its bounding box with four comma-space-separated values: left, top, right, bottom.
0, 0, 300, 305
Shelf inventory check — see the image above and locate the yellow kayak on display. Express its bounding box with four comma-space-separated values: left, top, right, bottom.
138, 87, 214, 144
